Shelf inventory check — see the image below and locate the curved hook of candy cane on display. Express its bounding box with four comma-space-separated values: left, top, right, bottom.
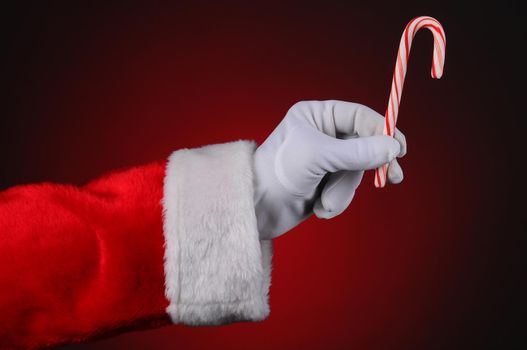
374, 16, 446, 188
404, 16, 446, 79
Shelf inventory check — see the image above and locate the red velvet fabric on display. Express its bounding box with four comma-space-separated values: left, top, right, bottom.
0, 161, 170, 349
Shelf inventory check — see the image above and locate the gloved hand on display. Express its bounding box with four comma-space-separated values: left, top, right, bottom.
254, 100, 407, 240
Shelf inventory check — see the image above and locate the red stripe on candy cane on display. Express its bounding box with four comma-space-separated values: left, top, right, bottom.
374, 16, 446, 188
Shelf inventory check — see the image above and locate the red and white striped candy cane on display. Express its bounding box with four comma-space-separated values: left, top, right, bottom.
374, 16, 446, 188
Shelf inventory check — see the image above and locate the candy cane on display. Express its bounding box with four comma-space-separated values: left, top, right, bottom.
374, 16, 446, 188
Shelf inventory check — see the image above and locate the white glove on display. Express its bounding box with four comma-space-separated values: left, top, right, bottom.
254, 100, 407, 240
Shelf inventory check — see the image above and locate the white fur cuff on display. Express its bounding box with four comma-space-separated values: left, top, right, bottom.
162, 140, 272, 325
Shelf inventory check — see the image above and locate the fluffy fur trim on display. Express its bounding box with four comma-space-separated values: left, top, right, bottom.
162, 140, 272, 325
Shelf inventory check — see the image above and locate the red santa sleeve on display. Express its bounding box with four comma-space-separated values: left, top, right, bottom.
0, 140, 272, 349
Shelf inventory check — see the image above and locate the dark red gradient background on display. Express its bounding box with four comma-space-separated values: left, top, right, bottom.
1, 1, 523, 349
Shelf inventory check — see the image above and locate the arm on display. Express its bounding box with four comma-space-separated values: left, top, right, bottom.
0, 161, 169, 348
0, 100, 406, 349
0, 141, 271, 349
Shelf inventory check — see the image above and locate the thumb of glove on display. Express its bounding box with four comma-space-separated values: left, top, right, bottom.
313, 170, 363, 219
311, 134, 400, 218
313, 157, 404, 219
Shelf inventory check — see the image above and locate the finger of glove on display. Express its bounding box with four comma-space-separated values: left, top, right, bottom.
315, 132, 400, 172
328, 100, 407, 157
313, 170, 363, 219
289, 101, 407, 157
387, 158, 404, 184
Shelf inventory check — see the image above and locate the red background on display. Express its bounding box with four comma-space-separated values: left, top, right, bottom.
1, 1, 523, 349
